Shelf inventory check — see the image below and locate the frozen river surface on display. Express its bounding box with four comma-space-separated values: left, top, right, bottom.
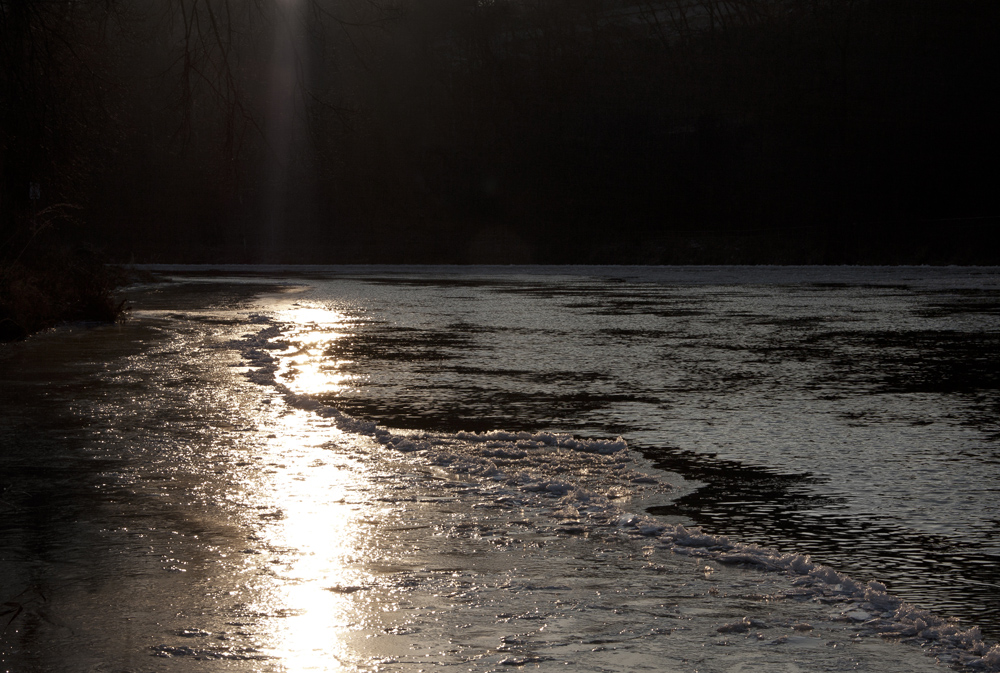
2, 265, 1000, 672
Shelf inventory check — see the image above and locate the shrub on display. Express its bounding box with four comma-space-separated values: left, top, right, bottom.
0, 246, 128, 341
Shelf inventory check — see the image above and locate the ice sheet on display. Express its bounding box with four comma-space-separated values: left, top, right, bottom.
228, 309, 1000, 671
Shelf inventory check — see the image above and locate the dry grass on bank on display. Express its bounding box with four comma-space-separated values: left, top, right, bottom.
0, 249, 128, 341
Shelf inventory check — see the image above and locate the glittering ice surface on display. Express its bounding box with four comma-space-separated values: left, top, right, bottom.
2, 266, 1000, 672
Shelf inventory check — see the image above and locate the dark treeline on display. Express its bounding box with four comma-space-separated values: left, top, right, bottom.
2, 0, 1000, 269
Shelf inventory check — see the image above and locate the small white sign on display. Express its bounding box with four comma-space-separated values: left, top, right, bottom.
29, 182, 40, 200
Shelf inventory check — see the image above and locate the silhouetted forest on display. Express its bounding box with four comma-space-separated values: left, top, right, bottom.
3, 0, 1000, 267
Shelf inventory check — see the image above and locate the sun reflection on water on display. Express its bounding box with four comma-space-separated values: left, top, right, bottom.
247, 413, 375, 671
276, 304, 357, 397
246, 303, 377, 670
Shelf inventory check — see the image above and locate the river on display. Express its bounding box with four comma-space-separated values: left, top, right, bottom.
2, 265, 999, 672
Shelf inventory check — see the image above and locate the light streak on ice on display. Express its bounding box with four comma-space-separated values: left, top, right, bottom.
275, 303, 356, 397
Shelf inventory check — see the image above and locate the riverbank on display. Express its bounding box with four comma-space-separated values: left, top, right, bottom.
109, 217, 1000, 266
0, 247, 130, 341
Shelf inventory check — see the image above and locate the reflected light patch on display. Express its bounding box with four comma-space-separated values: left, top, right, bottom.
249, 409, 377, 671
238, 303, 382, 669
276, 303, 357, 396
